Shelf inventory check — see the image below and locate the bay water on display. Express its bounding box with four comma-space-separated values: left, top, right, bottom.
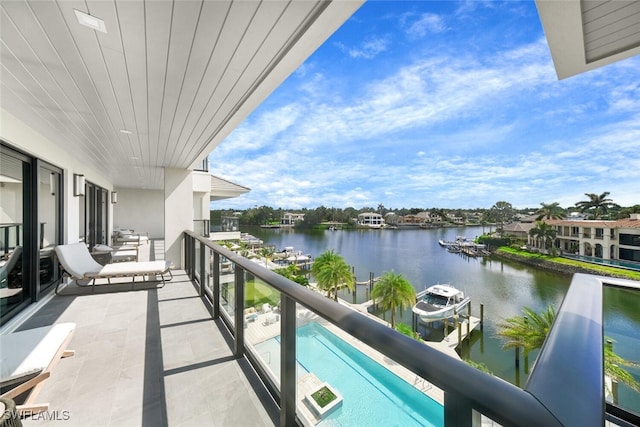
245, 225, 640, 413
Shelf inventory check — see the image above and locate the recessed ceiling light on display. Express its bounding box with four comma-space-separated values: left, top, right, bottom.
119, 129, 132, 134
74, 9, 107, 33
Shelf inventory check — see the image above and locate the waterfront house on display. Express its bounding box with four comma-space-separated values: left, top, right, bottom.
502, 222, 535, 240
1, 1, 639, 426
420, 211, 443, 223
397, 214, 422, 226
357, 212, 385, 228
547, 214, 640, 262
448, 215, 465, 225
281, 213, 305, 226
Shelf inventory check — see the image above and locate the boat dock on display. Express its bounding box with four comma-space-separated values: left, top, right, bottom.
423, 315, 482, 359
353, 297, 483, 361
439, 237, 490, 257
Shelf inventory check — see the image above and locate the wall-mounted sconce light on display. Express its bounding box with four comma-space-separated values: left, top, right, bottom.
73, 174, 85, 197
111, 191, 118, 204
50, 172, 56, 196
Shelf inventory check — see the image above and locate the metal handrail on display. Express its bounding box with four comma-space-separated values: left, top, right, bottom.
184, 231, 639, 426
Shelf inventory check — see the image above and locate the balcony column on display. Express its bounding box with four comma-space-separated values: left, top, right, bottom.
164, 167, 193, 268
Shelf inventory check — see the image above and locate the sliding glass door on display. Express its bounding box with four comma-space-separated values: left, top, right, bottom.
1, 145, 30, 324
82, 182, 108, 250
1, 143, 63, 325
38, 162, 62, 293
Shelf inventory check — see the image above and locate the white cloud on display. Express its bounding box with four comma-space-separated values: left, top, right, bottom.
210, 4, 640, 211
404, 13, 447, 38
335, 36, 391, 59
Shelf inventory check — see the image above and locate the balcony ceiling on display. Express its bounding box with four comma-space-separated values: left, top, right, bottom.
0, 0, 362, 189
536, 0, 640, 79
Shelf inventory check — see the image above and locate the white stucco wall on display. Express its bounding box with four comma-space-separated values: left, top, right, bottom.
165, 168, 193, 268
112, 188, 164, 239
192, 171, 210, 222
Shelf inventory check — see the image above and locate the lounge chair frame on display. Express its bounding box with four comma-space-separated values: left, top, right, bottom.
54, 243, 172, 295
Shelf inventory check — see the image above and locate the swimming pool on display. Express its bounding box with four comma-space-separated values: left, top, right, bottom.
255, 322, 443, 426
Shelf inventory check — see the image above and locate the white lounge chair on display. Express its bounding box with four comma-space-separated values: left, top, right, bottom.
112, 229, 149, 246
0, 323, 76, 416
1, 247, 23, 305
54, 243, 172, 294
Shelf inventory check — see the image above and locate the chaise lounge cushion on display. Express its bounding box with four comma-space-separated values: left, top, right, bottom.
0, 323, 76, 389
91, 260, 171, 278
54, 243, 172, 288
54, 243, 102, 280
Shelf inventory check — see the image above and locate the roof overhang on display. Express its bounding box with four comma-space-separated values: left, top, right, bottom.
210, 174, 250, 201
536, 0, 640, 79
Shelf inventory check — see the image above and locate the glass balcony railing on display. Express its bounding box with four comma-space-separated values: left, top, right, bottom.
183, 231, 640, 427
193, 219, 210, 238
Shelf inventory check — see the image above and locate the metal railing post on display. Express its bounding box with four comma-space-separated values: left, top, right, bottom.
234, 267, 245, 357
444, 393, 473, 427
280, 295, 296, 426
198, 241, 205, 296
213, 252, 220, 319
187, 235, 193, 277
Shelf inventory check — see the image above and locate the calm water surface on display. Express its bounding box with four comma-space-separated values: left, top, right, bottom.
246, 225, 640, 413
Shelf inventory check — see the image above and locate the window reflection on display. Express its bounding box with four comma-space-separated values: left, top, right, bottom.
0, 147, 28, 322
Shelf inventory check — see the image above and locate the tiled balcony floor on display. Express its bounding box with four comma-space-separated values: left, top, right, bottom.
17, 272, 277, 426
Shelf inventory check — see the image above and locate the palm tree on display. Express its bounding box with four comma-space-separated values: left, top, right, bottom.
274, 264, 309, 286
497, 306, 639, 391
370, 271, 416, 328
496, 306, 556, 356
529, 221, 557, 253
605, 340, 640, 393
575, 192, 618, 219
311, 249, 354, 301
535, 202, 566, 220
259, 246, 275, 268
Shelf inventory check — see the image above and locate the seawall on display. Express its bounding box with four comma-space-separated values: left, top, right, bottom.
492, 250, 626, 278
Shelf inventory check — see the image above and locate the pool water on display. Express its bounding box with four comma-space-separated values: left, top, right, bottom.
259, 322, 444, 427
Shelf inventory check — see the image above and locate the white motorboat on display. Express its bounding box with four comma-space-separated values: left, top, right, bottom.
412, 284, 470, 322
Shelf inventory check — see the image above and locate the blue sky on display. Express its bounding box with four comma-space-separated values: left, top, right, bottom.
209, 1, 640, 211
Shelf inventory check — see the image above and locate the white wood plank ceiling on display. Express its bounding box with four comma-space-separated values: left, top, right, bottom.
0, 0, 362, 189
582, 0, 640, 63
